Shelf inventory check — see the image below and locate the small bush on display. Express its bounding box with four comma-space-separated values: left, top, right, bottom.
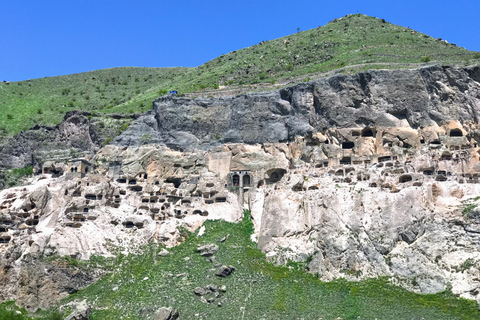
460, 258, 475, 272
258, 73, 268, 80
6, 114, 13, 120
473, 52, 480, 59
420, 56, 432, 62
120, 123, 130, 132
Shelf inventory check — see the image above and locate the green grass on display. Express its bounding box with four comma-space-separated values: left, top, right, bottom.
1, 14, 479, 138
46, 210, 478, 320
461, 196, 480, 217
1, 166, 33, 188
0, 67, 188, 136
0, 301, 62, 320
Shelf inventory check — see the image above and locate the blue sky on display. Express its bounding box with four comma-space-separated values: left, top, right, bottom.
1, 0, 479, 82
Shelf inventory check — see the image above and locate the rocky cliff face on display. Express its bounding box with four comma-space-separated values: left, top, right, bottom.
114, 65, 480, 150
0, 111, 100, 171
2, 64, 480, 310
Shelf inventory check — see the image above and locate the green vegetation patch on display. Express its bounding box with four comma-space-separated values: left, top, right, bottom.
0, 166, 33, 188
0, 301, 62, 320
461, 196, 480, 217
0, 67, 188, 136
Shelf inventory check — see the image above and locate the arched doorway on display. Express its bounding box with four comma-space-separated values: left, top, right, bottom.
232, 174, 240, 186
243, 174, 251, 186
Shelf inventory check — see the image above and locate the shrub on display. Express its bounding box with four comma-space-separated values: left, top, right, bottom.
120, 123, 130, 132
12, 166, 33, 176
102, 137, 113, 146
420, 56, 431, 62
6, 114, 13, 120
460, 258, 475, 272
473, 52, 480, 59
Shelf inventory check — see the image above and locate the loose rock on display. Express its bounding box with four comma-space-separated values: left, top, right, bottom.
215, 265, 235, 278
155, 307, 179, 320
197, 243, 219, 257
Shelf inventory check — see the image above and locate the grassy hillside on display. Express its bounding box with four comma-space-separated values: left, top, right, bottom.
172, 14, 479, 92
1, 14, 479, 137
3, 211, 478, 319
0, 67, 189, 137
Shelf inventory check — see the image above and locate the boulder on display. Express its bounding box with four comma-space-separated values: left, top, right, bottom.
155, 307, 179, 320
215, 265, 235, 278
197, 243, 219, 257
64, 300, 91, 320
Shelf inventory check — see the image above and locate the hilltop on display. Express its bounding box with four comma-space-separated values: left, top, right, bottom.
1, 14, 479, 138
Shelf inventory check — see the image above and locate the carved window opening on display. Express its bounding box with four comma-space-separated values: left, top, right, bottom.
0, 236, 11, 244
450, 129, 463, 137
243, 175, 251, 186
378, 156, 391, 163
165, 177, 182, 188
340, 157, 351, 165
399, 175, 412, 183
232, 174, 240, 186
361, 128, 374, 137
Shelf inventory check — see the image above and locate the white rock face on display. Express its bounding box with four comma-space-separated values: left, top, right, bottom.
2, 121, 480, 307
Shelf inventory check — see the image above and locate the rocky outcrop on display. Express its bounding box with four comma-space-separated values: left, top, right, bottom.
0, 111, 100, 171
113, 65, 480, 150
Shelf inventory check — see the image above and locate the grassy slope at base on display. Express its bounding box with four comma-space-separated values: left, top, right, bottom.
42, 212, 477, 320
1, 212, 478, 319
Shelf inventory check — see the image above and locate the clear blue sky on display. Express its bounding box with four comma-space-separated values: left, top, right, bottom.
1, 0, 479, 82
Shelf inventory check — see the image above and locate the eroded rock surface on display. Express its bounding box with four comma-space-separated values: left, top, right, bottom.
114, 65, 480, 150
0, 111, 100, 171
2, 65, 480, 309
